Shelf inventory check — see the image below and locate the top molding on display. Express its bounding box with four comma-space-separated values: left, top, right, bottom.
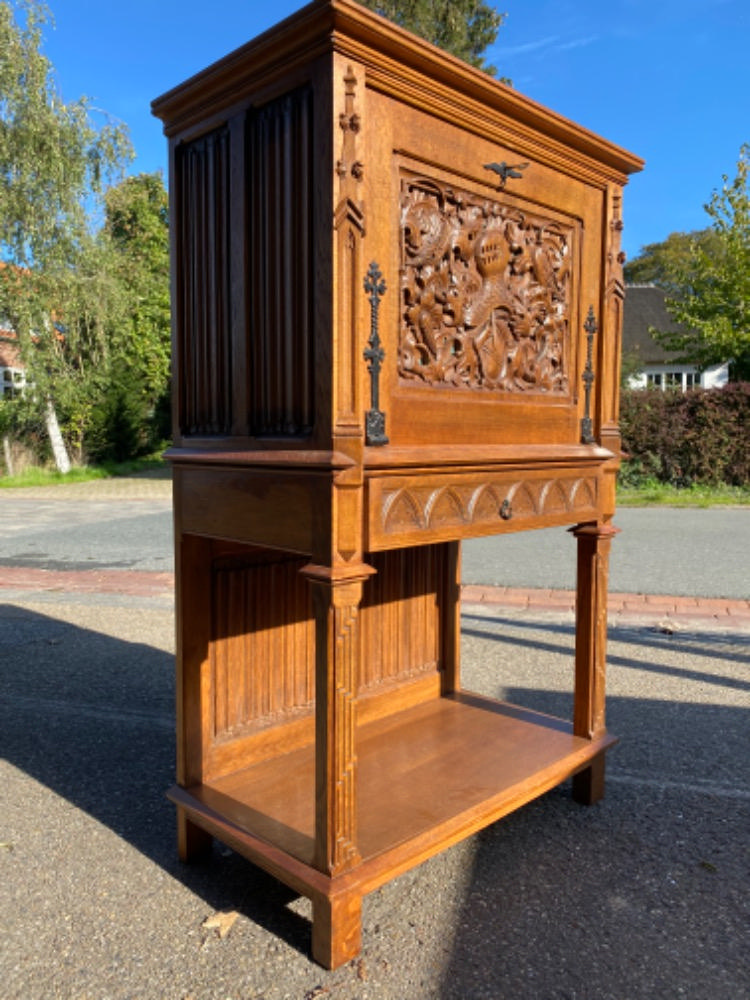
152, 0, 644, 182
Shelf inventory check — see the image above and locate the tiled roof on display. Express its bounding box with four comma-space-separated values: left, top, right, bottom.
622, 284, 692, 363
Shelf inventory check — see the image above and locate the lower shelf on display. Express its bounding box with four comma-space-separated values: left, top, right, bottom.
170, 691, 616, 897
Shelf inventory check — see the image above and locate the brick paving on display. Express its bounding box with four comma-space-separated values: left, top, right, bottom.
0, 565, 174, 597
2, 567, 748, 630
461, 583, 750, 631
0, 470, 173, 501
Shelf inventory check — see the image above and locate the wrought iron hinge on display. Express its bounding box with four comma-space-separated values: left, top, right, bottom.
363, 261, 388, 446
580, 306, 597, 444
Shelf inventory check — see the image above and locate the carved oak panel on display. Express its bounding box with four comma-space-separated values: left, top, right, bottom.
399, 175, 574, 394
175, 126, 233, 437
247, 87, 315, 436
367, 471, 599, 548
205, 545, 446, 746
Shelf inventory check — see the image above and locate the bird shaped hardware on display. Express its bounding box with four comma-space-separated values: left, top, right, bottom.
483, 161, 529, 188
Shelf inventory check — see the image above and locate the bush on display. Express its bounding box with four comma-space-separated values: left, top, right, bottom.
620, 383, 750, 487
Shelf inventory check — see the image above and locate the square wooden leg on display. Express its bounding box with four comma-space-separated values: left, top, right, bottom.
177, 808, 213, 862
311, 890, 362, 969
572, 753, 606, 805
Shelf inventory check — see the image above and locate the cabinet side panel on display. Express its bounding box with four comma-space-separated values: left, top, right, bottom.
211, 550, 315, 740
174, 126, 233, 437
247, 87, 315, 437
359, 545, 446, 695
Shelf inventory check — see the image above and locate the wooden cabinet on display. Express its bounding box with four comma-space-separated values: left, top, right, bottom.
153, 0, 643, 968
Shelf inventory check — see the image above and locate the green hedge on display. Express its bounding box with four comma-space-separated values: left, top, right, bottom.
619, 384, 750, 487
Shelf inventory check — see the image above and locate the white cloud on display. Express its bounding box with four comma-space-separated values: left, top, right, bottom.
495, 34, 598, 61
556, 35, 599, 52
495, 36, 560, 59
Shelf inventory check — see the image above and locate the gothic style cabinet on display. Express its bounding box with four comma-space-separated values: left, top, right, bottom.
153, 0, 643, 968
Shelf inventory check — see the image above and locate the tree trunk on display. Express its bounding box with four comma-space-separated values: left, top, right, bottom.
2, 436, 14, 477
45, 399, 71, 474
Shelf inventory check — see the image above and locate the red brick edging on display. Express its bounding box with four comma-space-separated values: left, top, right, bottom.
461, 584, 750, 628
2, 566, 748, 628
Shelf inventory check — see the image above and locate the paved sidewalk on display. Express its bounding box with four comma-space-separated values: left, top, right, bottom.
0, 468, 173, 501
2, 591, 748, 1000
2, 567, 749, 632
2, 474, 749, 998
462, 584, 750, 632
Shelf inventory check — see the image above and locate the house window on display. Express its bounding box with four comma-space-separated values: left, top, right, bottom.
646, 370, 700, 392
1, 367, 26, 398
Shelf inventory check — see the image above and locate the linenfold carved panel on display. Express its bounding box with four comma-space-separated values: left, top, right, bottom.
175, 126, 232, 436
211, 553, 315, 740
400, 175, 574, 393
207, 547, 445, 740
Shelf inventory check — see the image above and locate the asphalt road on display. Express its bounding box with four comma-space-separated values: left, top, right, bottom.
463, 507, 750, 599
2, 595, 748, 999
0, 497, 173, 574
0, 494, 748, 598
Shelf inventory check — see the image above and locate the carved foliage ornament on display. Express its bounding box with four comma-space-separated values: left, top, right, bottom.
399, 176, 573, 394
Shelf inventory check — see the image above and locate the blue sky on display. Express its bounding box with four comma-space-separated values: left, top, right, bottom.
39, 0, 748, 262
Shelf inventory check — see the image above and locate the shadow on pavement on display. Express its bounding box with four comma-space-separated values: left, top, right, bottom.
442, 612, 750, 999
0, 603, 312, 959
2, 602, 748, 997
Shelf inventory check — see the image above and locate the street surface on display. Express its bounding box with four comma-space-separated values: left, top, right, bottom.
1, 593, 748, 999
1, 487, 748, 597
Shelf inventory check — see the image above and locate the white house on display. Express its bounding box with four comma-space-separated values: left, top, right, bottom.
622, 284, 729, 391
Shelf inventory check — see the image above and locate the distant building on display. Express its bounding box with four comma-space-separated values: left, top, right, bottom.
0, 324, 27, 399
622, 284, 729, 391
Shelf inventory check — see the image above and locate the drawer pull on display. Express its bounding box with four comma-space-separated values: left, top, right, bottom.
500, 498, 513, 520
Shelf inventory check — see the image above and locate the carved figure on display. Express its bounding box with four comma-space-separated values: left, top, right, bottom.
399, 176, 572, 393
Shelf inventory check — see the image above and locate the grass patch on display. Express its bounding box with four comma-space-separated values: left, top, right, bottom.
617, 479, 750, 507
2, 457, 747, 507
0, 453, 168, 489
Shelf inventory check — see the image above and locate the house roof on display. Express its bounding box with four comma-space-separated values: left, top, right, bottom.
622, 284, 692, 365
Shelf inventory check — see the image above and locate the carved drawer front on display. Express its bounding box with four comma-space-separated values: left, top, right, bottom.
367, 469, 599, 550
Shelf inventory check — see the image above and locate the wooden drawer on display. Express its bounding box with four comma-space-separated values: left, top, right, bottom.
366, 466, 600, 549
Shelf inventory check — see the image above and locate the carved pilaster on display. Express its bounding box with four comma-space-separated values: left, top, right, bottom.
601, 185, 627, 515
302, 565, 373, 876
570, 522, 618, 804
333, 64, 365, 438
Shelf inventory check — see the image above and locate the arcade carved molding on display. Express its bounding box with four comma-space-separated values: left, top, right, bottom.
399, 175, 574, 393
371, 473, 598, 543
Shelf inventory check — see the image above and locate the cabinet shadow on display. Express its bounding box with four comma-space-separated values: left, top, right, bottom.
0, 602, 311, 957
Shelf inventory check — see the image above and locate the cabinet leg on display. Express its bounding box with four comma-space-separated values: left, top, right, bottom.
570, 522, 618, 805
572, 753, 606, 805
311, 890, 363, 969
177, 808, 213, 862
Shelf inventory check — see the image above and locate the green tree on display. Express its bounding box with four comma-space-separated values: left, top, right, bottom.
623, 229, 721, 295
359, 0, 505, 76
0, 0, 132, 468
88, 172, 171, 462
625, 146, 750, 381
